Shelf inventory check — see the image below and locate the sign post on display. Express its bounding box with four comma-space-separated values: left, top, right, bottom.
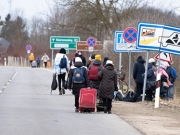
86, 37, 97, 56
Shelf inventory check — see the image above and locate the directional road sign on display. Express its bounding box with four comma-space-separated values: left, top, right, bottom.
137, 22, 180, 55
114, 31, 143, 52
76, 41, 103, 51
86, 37, 96, 47
26, 45, 32, 51
123, 27, 137, 43
50, 36, 80, 50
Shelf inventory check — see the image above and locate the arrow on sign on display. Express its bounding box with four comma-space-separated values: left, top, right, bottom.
52, 38, 55, 42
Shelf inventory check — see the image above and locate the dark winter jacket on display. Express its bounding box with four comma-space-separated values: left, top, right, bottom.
68, 62, 89, 96
79, 55, 86, 66
88, 60, 103, 90
133, 56, 145, 83
147, 63, 156, 82
98, 64, 118, 99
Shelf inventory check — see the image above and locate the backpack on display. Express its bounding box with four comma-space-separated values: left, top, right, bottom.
59, 55, 67, 69
166, 66, 176, 83
72, 68, 85, 83
88, 65, 99, 81
123, 91, 136, 102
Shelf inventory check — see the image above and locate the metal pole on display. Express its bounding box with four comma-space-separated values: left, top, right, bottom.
142, 51, 149, 101
128, 51, 131, 88
119, 53, 122, 71
155, 26, 164, 108
52, 49, 54, 67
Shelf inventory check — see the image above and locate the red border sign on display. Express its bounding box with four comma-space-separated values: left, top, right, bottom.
123, 27, 137, 43
86, 37, 97, 47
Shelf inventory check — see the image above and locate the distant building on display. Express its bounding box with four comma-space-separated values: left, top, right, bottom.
0, 37, 10, 52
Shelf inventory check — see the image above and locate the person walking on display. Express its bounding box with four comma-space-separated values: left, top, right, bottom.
133, 56, 145, 101
88, 54, 103, 94
68, 57, 89, 112
78, 51, 86, 66
29, 53, 34, 67
41, 53, 49, 68
98, 60, 118, 114
36, 57, 41, 68
54, 48, 70, 95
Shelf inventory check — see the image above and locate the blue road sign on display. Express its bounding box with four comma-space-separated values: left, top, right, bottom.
123, 27, 137, 43
86, 37, 96, 47
114, 31, 143, 52
26, 45, 32, 51
137, 22, 180, 55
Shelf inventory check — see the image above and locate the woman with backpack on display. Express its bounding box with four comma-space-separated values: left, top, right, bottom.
54, 48, 70, 95
98, 60, 118, 114
68, 57, 89, 112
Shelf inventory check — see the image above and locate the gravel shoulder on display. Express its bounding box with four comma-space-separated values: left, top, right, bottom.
112, 100, 180, 135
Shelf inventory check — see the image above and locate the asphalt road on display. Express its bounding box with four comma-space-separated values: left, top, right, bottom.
0, 66, 142, 135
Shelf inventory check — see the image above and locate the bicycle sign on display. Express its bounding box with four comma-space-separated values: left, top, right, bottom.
123, 27, 137, 43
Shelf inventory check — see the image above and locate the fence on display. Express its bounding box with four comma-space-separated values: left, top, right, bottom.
7, 56, 29, 67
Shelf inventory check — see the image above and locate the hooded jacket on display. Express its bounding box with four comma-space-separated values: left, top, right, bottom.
29, 53, 34, 61
53, 53, 70, 74
146, 63, 155, 82
133, 56, 145, 83
98, 64, 118, 99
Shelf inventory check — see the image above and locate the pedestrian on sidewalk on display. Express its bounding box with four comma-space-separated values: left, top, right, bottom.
98, 60, 118, 114
29, 53, 34, 67
54, 48, 70, 95
41, 53, 49, 68
68, 57, 89, 112
36, 57, 41, 68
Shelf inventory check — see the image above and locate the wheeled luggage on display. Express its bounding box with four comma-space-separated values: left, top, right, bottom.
96, 97, 104, 112
31, 61, 37, 67
79, 88, 96, 113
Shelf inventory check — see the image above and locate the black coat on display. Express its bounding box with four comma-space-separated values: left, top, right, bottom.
79, 55, 86, 66
133, 57, 145, 83
98, 64, 118, 99
68, 62, 89, 96
147, 63, 155, 82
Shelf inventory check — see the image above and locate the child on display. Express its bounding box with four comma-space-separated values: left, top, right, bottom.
68, 57, 89, 112
98, 60, 118, 114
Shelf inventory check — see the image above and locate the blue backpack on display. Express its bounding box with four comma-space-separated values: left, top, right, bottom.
59, 55, 67, 69
72, 68, 85, 83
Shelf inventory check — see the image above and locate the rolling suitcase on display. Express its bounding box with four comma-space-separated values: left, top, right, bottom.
31, 61, 37, 68
79, 88, 96, 113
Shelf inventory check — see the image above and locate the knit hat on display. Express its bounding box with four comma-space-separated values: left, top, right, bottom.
106, 60, 114, 65
75, 57, 82, 62
148, 58, 155, 63
95, 54, 101, 61
137, 56, 142, 60
91, 54, 96, 59
59, 48, 66, 54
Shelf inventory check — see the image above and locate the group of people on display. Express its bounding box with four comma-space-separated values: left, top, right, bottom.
133, 56, 177, 101
29, 53, 50, 68
53, 48, 117, 114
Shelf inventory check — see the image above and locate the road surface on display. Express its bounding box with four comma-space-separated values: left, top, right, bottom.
0, 66, 142, 135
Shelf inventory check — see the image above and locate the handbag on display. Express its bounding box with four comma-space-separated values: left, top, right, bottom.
147, 81, 156, 90
163, 82, 169, 89
51, 74, 57, 91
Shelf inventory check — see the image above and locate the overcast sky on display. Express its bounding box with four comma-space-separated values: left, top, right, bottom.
0, 0, 180, 21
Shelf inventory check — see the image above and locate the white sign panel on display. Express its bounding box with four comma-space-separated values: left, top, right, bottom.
137, 22, 180, 55
114, 31, 143, 52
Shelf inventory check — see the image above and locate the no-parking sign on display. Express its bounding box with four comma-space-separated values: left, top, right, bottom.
123, 27, 137, 43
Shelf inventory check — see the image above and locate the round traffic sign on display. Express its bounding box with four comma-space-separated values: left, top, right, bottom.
86, 37, 96, 47
123, 27, 137, 43
26, 45, 32, 51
